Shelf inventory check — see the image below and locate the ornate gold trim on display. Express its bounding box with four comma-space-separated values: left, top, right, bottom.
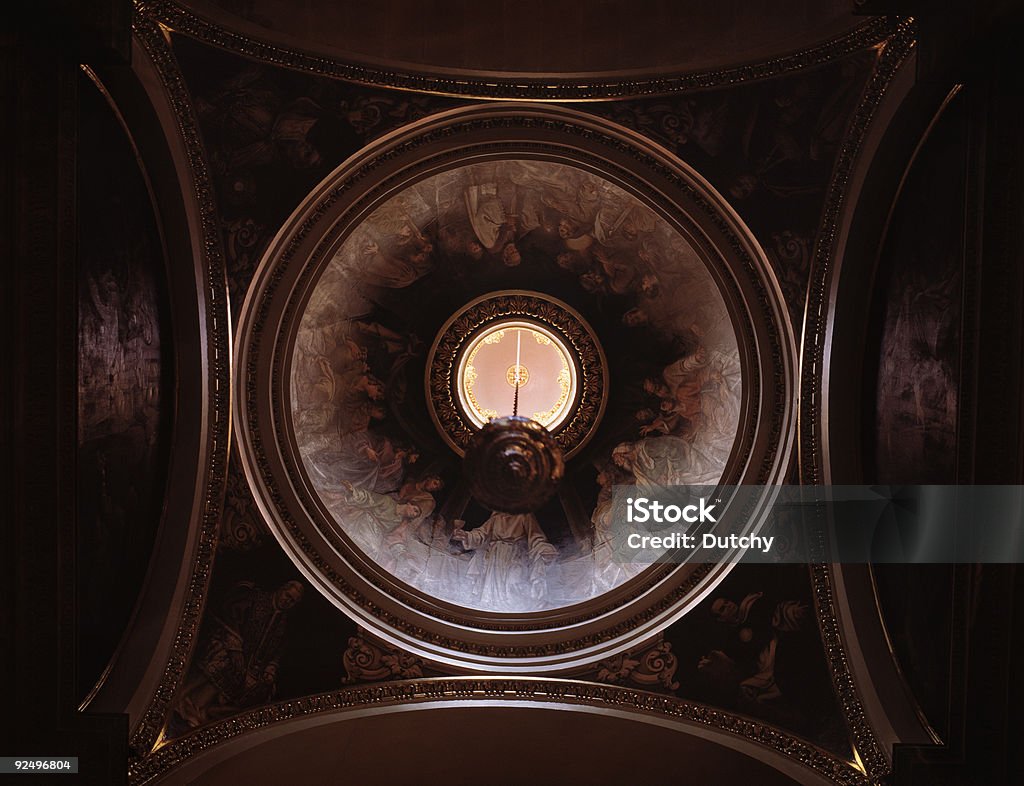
504, 364, 529, 388
534, 367, 573, 424
128, 678, 870, 786
430, 294, 601, 457
135, 0, 900, 102
797, 17, 918, 783
128, 15, 233, 757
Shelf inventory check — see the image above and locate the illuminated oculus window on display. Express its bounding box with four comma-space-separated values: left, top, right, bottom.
456, 320, 577, 430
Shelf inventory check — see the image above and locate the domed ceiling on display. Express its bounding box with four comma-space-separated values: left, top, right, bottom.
235, 103, 795, 669
290, 158, 742, 613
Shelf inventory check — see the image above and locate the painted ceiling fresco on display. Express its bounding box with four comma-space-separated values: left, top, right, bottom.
291, 159, 741, 612
586, 52, 873, 326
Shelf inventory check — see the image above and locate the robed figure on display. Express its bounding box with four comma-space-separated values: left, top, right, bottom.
172, 580, 303, 731
451, 511, 558, 611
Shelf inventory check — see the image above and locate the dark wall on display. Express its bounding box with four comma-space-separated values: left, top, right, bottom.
866, 96, 965, 484
76, 72, 174, 701
865, 93, 968, 744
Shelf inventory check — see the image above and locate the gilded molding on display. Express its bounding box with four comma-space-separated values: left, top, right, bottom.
798, 17, 918, 783
128, 677, 870, 786
129, 15, 233, 757
135, 0, 899, 102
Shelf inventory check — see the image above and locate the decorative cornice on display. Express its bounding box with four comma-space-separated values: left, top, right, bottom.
129, 15, 232, 758
135, 0, 900, 102
799, 17, 918, 784
129, 677, 870, 786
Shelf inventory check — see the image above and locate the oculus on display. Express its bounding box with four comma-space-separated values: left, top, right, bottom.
460, 323, 572, 429
428, 292, 605, 459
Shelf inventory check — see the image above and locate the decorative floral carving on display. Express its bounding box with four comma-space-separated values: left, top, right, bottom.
342, 632, 424, 683
219, 458, 265, 552
595, 637, 680, 692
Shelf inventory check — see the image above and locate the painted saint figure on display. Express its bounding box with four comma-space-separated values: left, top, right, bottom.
172, 580, 304, 731
450, 511, 558, 610
697, 592, 808, 710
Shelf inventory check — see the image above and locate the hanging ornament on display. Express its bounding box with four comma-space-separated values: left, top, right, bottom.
463, 415, 565, 514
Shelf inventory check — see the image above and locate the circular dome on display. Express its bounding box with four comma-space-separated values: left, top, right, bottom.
234, 104, 796, 670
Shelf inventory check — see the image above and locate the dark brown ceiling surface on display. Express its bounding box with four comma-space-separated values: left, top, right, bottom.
187, 706, 803, 785
181, 0, 860, 77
